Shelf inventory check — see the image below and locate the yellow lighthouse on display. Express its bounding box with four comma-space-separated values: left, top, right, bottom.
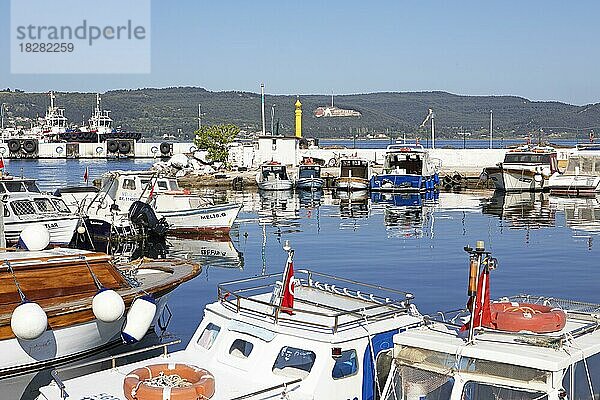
294, 97, 302, 138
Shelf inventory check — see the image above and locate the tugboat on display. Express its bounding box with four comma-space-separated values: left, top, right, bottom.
370, 145, 440, 192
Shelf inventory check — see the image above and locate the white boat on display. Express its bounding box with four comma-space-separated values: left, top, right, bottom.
0, 248, 201, 378
84, 171, 241, 234
335, 157, 371, 191
38, 243, 422, 400
0, 177, 79, 245
380, 241, 600, 400
547, 147, 600, 196
296, 162, 324, 190
370, 145, 440, 191
256, 162, 294, 190
482, 145, 559, 192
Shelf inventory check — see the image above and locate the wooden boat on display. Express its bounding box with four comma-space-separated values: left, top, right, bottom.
296, 161, 324, 190
0, 247, 201, 377
334, 157, 371, 191
256, 162, 294, 190
482, 145, 559, 192
370, 145, 441, 192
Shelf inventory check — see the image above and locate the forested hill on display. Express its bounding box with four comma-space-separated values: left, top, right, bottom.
1, 87, 599, 140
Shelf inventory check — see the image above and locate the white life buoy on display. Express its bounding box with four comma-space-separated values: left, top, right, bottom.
96, 146, 104, 154
11, 301, 48, 340
17, 224, 50, 251
56, 146, 64, 154
92, 288, 125, 323
121, 295, 157, 344
151, 146, 159, 154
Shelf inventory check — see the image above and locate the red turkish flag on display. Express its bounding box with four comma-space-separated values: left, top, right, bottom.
280, 255, 295, 315
461, 268, 491, 331
0, 158, 4, 169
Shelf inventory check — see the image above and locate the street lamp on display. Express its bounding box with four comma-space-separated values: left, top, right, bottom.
270, 104, 276, 135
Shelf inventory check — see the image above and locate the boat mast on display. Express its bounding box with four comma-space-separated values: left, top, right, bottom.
261, 83, 266, 136
489, 109, 493, 149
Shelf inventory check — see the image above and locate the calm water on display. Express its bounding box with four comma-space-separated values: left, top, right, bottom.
5, 160, 600, 399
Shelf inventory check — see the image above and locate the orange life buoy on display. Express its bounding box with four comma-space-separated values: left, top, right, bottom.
123, 363, 215, 400
487, 302, 566, 333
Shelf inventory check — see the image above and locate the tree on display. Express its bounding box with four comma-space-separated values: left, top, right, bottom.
193, 124, 239, 163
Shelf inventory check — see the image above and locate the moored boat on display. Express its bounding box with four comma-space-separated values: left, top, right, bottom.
38, 242, 422, 400
370, 145, 440, 191
482, 145, 559, 192
0, 247, 201, 378
547, 147, 600, 196
256, 162, 294, 190
296, 160, 324, 190
334, 157, 371, 191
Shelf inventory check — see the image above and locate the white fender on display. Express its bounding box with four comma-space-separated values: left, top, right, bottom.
18, 224, 50, 251
92, 288, 125, 323
11, 302, 48, 340
121, 295, 157, 344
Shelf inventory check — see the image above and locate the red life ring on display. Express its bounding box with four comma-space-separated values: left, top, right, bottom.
123, 363, 215, 400
487, 302, 566, 333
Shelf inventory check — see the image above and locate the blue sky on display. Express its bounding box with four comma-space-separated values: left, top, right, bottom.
1, 0, 599, 105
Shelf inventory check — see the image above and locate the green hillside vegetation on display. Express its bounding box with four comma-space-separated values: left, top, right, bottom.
1, 87, 599, 141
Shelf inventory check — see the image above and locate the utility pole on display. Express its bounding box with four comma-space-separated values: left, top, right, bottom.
260, 83, 266, 135
489, 110, 493, 149
198, 104, 203, 130
270, 104, 276, 135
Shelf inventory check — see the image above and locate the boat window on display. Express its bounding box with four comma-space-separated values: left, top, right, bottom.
229, 339, 254, 359
122, 179, 136, 190
197, 323, 221, 350
562, 354, 600, 400
168, 180, 179, 191
157, 181, 169, 191
51, 198, 71, 213
24, 181, 40, 193
382, 364, 453, 400
375, 350, 394, 398
140, 179, 151, 187
504, 154, 550, 164
0, 183, 5, 193
272, 346, 316, 379
4, 181, 26, 192
11, 200, 36, 216
34, 198, 56, 212
340, 165, 369, 179
332, 349, 358, 379
299, 167, 319, 179
462, 381, 547, 400
3, 204, 9, 217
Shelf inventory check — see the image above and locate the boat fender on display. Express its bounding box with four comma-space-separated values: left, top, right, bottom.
92, 288, 125, 323
17, 224, 50, 251
160, 142, 171, 155
11, 301, 48, 340
121, 295, 157, 344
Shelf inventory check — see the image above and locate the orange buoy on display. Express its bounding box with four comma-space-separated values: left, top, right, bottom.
488, 302, 566, 333
123, 363, 215, 400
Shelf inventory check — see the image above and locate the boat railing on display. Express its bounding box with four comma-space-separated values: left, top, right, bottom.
386, 144, 425, 151
217, 269, 415, 333
50, 339, 181, 400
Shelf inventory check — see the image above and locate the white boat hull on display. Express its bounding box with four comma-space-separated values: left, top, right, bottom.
257, 180, 294, 191
4, 217, 79, 245
335, 177, 369, 191
485, 168, 545, 192
296, 177, 325, 190
157, 203, 241, 233
547, 174, 600, 196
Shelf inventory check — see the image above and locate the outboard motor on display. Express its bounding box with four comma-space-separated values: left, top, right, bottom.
128, 201, 169, 238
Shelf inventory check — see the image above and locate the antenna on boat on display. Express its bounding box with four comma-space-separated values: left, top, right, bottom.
261, 83, 266, 136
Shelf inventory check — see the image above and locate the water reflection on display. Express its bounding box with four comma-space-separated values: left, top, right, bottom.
334, 189, 370, 220
167, 235, 244, 270
481, 191, 556, 230
371, 192, 439, 238
297, 188, 324, 208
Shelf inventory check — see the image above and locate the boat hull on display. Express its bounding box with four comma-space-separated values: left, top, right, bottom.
370, 173, 439, 192
334, 177, 369, 191
484, 167, 545, 192
547, 174, 600, 196
256, 180, 294, 191
296, 177, 325, 190
4, 217, 79, 246
157, 203, 241, 233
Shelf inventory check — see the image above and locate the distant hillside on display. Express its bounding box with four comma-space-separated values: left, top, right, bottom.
1, 87, 600, 140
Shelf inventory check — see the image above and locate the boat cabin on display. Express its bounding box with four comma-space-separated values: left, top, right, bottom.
563, 151, 600, 177
0, 177, 40, 194
260, 163, 290, 181
380, 294, 600, 400
340, 158, 370, 179
383, 145, 431, 175
298, 164, 321, 179
3, 193, 72, 221
504, 148, 559, 174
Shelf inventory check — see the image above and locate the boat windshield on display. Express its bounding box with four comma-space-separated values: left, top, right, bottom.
34, 198, 57, 213
263, 166, 288, 180
382, 364, 454, 400
385, 154, 423, 174
299, 166, 320, 179
340, 160, 368, 179
565, 155, 600, 176
462, 382, 547, 400
504, 153, 551, 164
2, 181, 40, 193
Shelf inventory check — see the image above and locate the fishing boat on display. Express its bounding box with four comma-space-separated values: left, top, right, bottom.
83, 171, 241, 234
334, 157, 371, 191
256, 162, 294, 190
547, 147, 600, 196
38, 242, 422, 400
0, 247, 201, 378
370, 145, 440, 192
0, 176, 80, 245
380, 241, 600, 400
482, 145, 559, 192
296, 159, 324, 190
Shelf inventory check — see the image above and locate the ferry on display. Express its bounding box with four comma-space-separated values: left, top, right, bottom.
370, 145, 440, 192
481, 145, 559, 192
